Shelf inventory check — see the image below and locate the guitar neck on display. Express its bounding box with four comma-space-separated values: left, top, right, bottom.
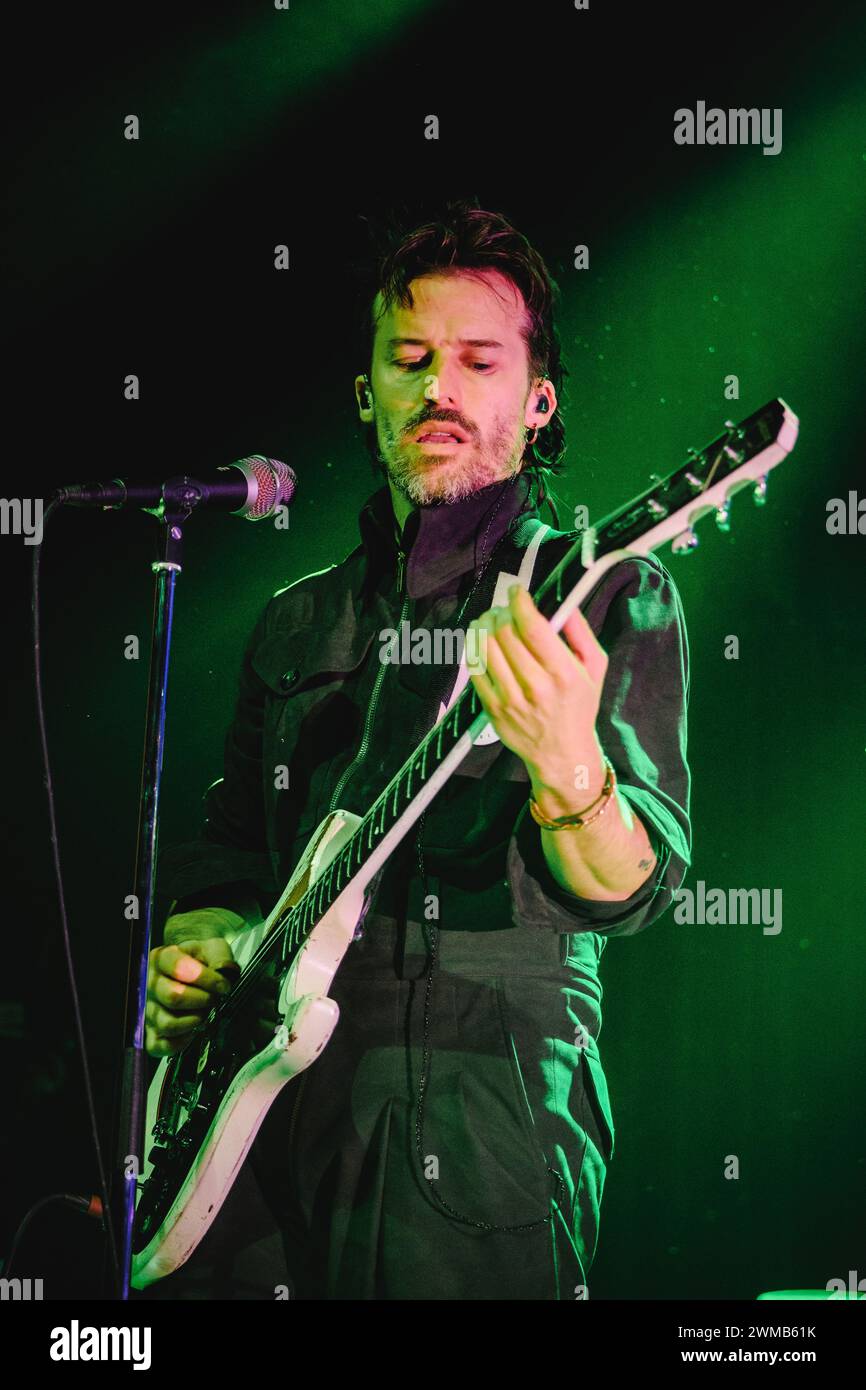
273, 397, 798, 960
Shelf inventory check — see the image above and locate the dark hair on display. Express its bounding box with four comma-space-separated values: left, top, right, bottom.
353, 197, 568, 484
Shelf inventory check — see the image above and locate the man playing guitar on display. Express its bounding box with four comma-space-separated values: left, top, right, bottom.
141, 197, 691, 1300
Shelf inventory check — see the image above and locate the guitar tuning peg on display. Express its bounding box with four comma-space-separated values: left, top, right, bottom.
714, 500, 731, 532
753, 474, 768, 506
672, 528, 699, 554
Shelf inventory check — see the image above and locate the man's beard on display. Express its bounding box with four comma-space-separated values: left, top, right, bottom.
375, 414, 527, 506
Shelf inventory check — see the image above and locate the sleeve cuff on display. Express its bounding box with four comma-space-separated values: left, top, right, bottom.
506, 796, 677, 937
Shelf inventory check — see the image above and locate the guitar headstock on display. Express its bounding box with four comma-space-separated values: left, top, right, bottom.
590, 398, 799, 560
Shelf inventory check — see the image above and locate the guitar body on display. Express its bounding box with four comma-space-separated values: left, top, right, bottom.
132, 809, 366, 1289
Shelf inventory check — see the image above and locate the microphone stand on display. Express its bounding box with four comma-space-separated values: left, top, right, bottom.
103, 481, 201, 1299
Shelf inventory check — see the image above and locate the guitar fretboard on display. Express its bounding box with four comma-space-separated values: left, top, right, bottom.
264, 397, 790, 965
283, 653, 492, 952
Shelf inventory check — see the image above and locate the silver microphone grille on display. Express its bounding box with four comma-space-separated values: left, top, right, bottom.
233, 456, 297, 520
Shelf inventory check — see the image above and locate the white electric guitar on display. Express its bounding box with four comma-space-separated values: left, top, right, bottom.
132, 398, 799, 1287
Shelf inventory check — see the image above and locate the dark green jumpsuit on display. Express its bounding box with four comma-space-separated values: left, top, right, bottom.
139, 470, 691, 1300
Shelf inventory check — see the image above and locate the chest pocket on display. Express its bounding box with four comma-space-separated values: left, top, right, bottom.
250, 625, 377, 854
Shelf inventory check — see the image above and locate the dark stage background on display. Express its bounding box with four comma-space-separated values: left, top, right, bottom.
3, 0, 865, 1302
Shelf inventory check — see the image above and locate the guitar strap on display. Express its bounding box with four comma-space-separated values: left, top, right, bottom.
436, 516, 552, 745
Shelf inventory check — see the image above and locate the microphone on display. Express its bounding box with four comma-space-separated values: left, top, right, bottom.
54, 456, 296, 521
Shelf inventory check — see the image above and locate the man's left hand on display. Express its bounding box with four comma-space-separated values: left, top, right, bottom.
467, 584, 609, 800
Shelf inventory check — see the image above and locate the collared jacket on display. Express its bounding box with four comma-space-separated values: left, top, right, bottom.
159, 470, 692, 1043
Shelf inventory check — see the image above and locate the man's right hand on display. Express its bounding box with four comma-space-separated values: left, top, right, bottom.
145, 917, 240, 1057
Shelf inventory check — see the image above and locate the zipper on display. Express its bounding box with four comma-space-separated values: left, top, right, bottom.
328, 544, 409, 813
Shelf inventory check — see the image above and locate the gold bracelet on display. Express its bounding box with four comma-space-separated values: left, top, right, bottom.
529, 759, 617, 831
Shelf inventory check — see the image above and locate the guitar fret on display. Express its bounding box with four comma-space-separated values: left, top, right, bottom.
280, 404, 789, 956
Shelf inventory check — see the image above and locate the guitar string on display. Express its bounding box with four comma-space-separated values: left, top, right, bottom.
201, 515, 646, 1043
198, 478, 526, 1036
200, 663, 486, 1033
191, 486, 591, 1038
163, 421, 767, 1090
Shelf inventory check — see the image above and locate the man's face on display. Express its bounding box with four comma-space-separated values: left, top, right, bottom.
359, 269, 548, 507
